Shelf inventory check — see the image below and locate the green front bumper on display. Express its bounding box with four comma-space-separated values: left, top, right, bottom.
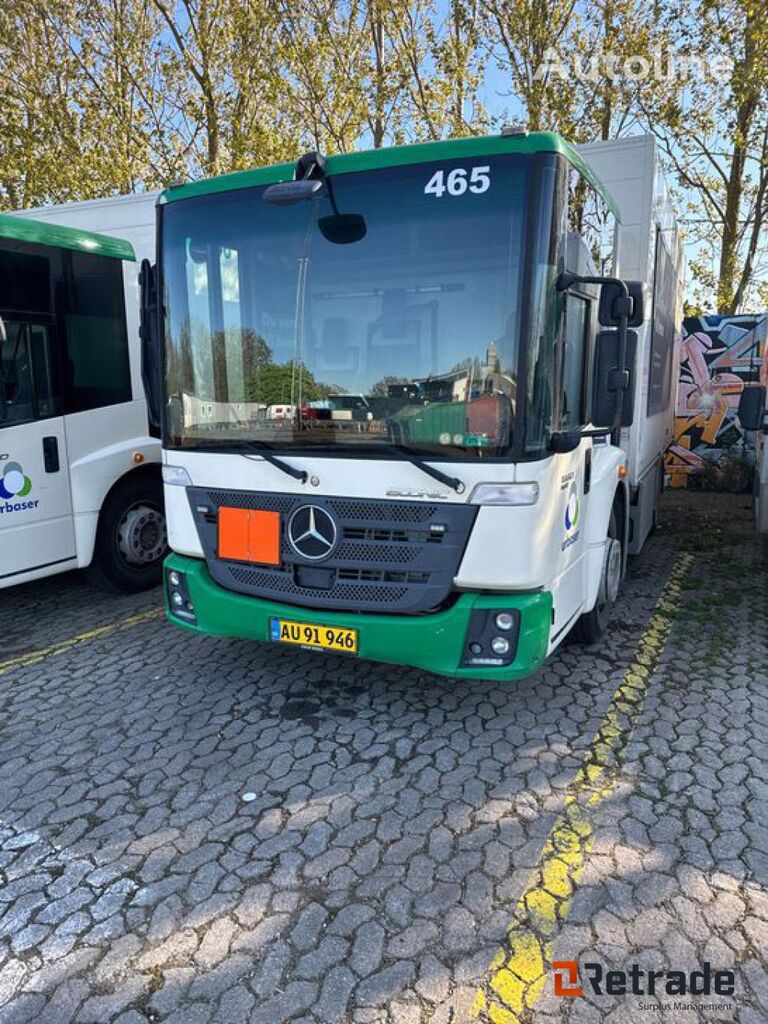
165, 553, 553, 681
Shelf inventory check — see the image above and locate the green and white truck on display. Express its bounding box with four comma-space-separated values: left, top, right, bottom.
141, 130, 682, 680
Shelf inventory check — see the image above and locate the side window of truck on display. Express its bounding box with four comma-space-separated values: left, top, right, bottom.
648, 230, 677, 415
568, 169, 615, 275
561, 294, 589, 428
61, 252, 132, 414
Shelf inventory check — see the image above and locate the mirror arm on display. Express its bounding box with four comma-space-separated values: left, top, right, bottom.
613, 308, 629, 432
556, 271, 628, 293
324, 175, 341, 217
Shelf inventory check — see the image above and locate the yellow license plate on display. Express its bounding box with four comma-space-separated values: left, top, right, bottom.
269, 617, 358, 654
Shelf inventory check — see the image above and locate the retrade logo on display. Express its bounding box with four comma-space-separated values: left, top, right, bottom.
0, 461, 32, 500
552, 960, 735, 1001
553, 961, 584, 997
287, 505, 338, 561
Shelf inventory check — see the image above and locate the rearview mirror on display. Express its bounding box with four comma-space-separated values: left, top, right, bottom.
592, 329, 638, 428
318, 213, 367, 245
549, 429, 582, 454
598, 280, 647, 328
263, 179, 324, 205
737, 385, 766, 432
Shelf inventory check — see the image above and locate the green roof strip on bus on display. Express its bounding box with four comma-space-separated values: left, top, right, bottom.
0, 212, 136, 262
160, 131, 621, 220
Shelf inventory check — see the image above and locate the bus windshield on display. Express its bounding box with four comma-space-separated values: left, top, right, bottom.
161, 155, 529, 460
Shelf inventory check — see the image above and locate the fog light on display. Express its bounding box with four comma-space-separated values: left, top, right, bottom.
169, 570, 181, 587
491, 636, 510, 656
495, 612, 515, 631
171, 591, 184, 608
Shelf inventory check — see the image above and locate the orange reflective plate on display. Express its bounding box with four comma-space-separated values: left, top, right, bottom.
218, 507, 280, 566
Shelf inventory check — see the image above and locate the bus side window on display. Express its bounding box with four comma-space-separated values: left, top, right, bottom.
62, 252, 131, 413
0, 324, 35, 425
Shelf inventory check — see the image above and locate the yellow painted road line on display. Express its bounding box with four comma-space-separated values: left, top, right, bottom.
0, 608, 163, 678
471, 552, 694, 1024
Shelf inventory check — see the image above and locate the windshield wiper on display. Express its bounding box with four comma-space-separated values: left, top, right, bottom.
240, 442, 308, 484
379, 444, 465, 494
245, 439, 465, 493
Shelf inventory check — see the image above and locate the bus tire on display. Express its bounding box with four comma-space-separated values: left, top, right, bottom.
85, 474, 167, 593
573, 505, 622, 644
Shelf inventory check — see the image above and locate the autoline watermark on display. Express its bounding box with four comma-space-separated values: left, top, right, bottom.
535, 47, 732, 84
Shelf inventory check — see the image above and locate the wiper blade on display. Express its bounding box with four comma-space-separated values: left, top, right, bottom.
240, 442, 308, 483
382, 444, 465, 494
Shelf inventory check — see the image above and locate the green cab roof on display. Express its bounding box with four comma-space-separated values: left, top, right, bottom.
0, 212, 136, 262
161, 131, 620, 220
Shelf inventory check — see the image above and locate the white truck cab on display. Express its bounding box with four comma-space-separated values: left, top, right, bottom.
1, 197, 166, 590
143, 131, 683, 679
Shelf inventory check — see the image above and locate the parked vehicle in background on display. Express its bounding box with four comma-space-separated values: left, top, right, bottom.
736, 383, 768, 531
1, 194, 167, 591
267, 404, 295, 420
143, 130, 682, 679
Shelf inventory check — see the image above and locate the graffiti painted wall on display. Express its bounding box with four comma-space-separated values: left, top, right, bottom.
665, 314, 768, 488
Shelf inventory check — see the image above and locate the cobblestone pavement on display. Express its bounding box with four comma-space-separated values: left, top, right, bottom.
0, 492, 765, 1024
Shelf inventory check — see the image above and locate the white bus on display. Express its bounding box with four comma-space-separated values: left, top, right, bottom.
144, 131, 682, 679
0, 200, 166, 591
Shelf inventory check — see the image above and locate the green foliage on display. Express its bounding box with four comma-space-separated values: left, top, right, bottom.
246, 362, 330, 406
0, 0, 764, 313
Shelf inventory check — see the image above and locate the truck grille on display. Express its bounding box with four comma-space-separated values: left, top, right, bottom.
187, 488, 477, 614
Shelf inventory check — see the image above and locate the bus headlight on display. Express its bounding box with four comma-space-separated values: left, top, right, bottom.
162, 465, 192, 487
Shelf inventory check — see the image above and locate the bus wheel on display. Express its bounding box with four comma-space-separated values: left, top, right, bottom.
574, 507, 622, 644
86, 475, 168, 593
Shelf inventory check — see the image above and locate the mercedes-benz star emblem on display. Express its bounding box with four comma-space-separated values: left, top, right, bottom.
287, 505, 338, 561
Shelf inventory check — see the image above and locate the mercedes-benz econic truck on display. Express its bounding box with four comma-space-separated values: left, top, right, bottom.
1, 194, 167, 590
141, 131, 681, 679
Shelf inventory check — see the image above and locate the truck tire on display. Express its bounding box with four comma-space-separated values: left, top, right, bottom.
85, 474, 168, 593
573, 506, 622, 644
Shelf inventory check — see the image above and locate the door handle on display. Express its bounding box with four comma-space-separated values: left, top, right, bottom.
42, 436, 59, 473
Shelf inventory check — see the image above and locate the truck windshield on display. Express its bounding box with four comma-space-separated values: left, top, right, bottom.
161, 155, 529, 459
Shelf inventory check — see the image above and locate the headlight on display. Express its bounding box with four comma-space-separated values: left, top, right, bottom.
162, 465, 192, 487
166, 568, 196, 623
461, 608, 519, 668
468, 482, 538, 505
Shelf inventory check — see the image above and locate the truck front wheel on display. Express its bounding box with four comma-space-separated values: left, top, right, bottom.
574, 507, 622, 644
85, 474, 168, 593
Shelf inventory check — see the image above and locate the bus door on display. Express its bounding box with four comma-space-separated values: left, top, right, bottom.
0, 317, 75, 581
